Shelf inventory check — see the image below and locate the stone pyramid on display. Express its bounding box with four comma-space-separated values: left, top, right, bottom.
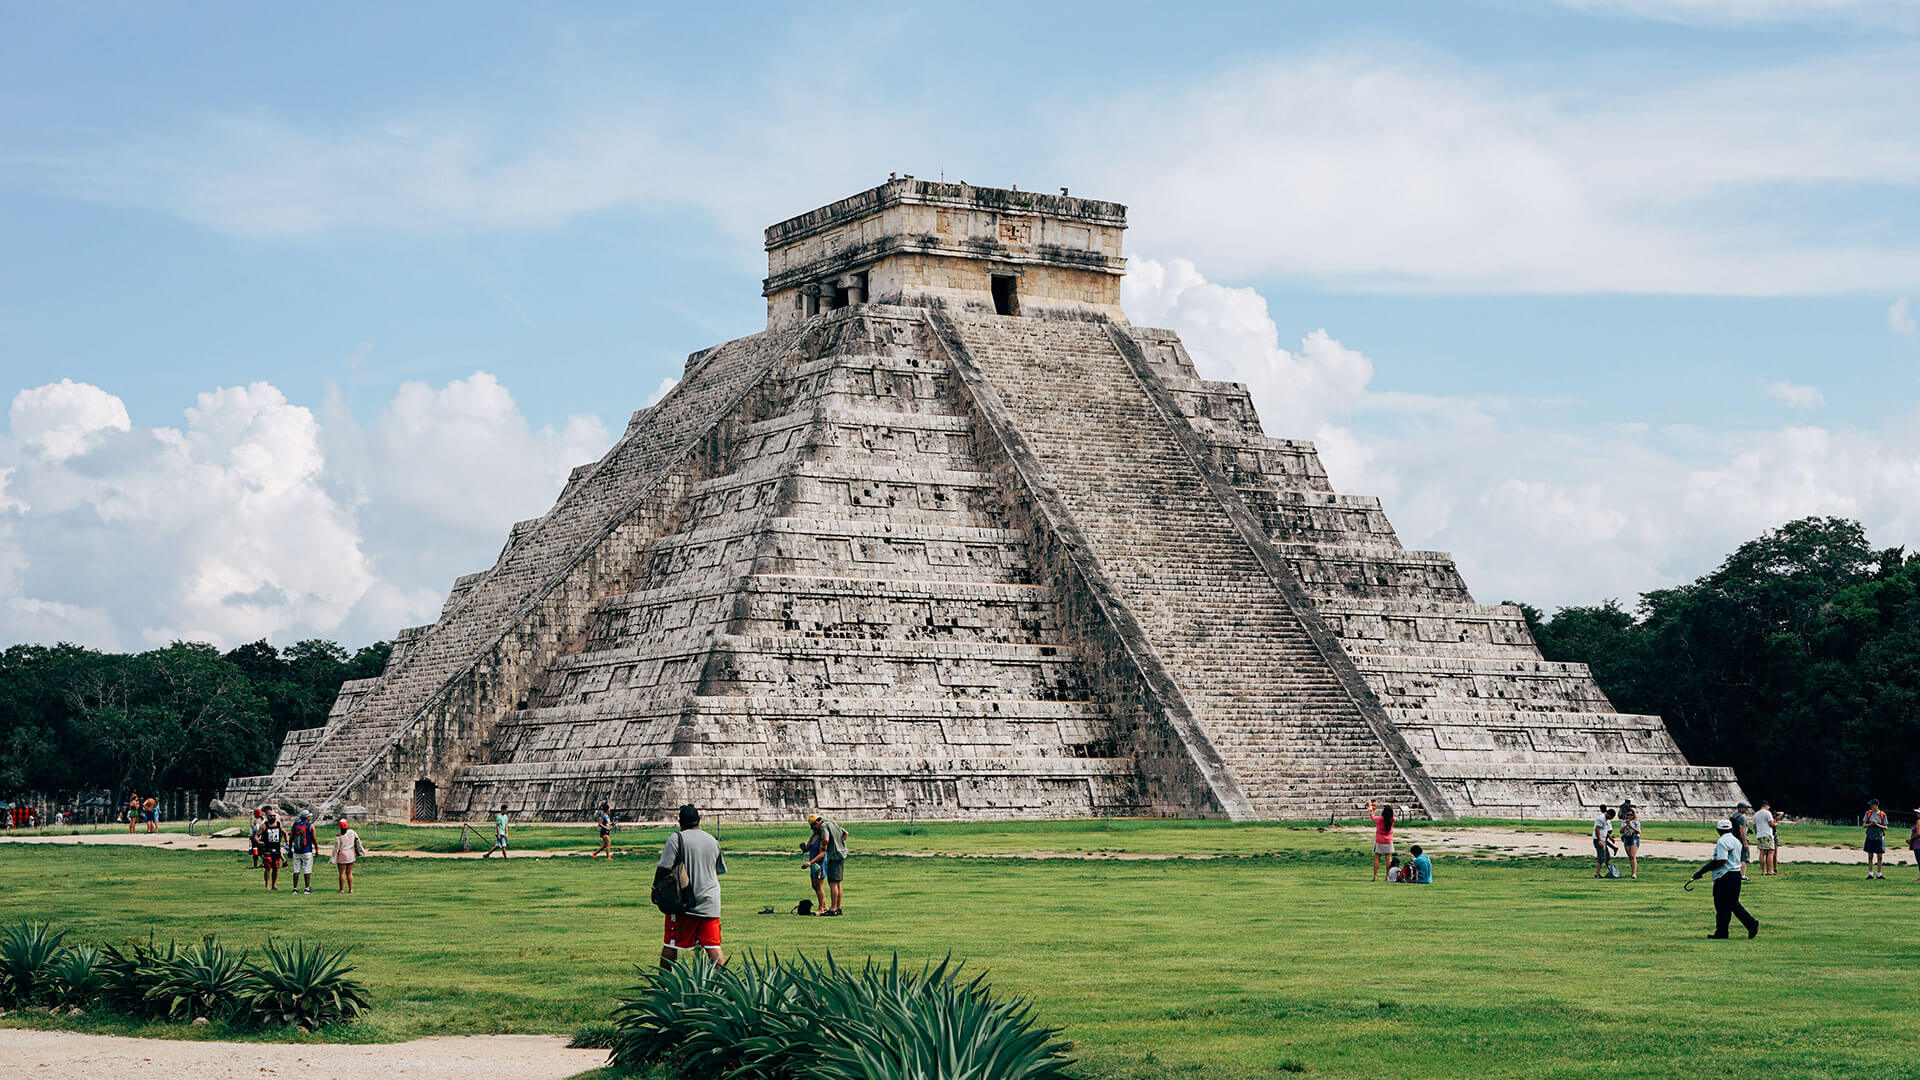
227, 180, 1744, 822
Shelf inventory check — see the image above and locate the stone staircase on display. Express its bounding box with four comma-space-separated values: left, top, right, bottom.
1127, 326, 1745, 817
940, 314, 1429, 818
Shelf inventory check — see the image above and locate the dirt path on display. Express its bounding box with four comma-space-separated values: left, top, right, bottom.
0, 1031, 604, 1080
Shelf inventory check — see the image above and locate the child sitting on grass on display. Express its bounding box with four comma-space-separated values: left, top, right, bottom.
1385, 855, 1406, 882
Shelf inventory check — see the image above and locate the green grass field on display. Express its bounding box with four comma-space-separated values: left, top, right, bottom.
2, 824, 1915, 1080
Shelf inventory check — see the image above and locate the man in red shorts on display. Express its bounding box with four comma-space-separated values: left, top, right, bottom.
656, 803, 727, 967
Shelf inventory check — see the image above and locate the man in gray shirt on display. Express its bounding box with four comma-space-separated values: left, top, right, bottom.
657, 804, 726, 967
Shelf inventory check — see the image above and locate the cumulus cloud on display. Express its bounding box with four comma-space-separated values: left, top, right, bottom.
1765, 381, 1826, 409
0, 373, 610, 651
1124, 258, 1920, 609
1892, 296, 1917, 338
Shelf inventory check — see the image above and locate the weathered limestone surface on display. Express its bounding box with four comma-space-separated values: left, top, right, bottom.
228, 180, 1742, 822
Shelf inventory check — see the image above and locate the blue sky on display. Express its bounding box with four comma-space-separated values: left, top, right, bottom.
3, 1, 1919, 650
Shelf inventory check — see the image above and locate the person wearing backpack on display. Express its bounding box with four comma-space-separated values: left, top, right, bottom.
258, 811, 285, 891
655, 804, 726, 968
287, 811, 318, 894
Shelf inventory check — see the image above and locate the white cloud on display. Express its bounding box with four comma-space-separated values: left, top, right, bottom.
1891, 296, 1917, 338
0, 373, 611, 651
645, 377, 679, 407
1554, 0, 1920, 28
1071, 52, 1920, 294
8, 379, 131, 461
1765, 380, 1826, 409
1124, 258, 1920, 609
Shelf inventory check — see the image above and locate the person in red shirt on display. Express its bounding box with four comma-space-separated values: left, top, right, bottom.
1367, 799, 1396, 881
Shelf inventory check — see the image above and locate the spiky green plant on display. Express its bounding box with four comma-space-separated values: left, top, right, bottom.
673, 952, 815, 1080
0, 922, 67, 1006
99, 938, 179, 1017
805, 956, 1073, 1080
44, 944, 106, 1009
241, 939, 370, 1030
146, 936, 248, 1022
609, 957, 731, 1070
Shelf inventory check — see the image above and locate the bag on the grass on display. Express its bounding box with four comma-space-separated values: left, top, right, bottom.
1606, 863, 1622, 878
793, 900, 813, 916
651, 841, 692, 914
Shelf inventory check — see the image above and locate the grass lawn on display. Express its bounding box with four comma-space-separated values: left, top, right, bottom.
2, 826, 1915, 1080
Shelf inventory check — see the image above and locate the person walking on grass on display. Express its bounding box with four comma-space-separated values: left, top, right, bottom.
1863, 799, 1889, 879
592, 805, 613, 859
810, 815, 850, 915
1366, 800, 1395, 882
1690, 818, 1758, 939
1592, 806, 1617, 878
483, 804, 510, 860
1618, 800, 1643, 879
258, 811, 285, 891
1753, 800, 1781, 876
657, 804, 726, 968
287, 810, 317, 894
331, 818, 365, 894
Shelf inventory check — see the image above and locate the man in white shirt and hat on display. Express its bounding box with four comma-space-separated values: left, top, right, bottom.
1690, 818, 1758, 939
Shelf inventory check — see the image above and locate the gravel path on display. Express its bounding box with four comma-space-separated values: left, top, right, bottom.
0, 1031, 604, 1080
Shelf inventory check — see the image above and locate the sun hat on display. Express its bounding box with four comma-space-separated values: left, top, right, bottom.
1715, 818, 1734, 832
808, 815, 822, 825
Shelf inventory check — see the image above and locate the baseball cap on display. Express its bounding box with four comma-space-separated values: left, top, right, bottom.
1715, 818, 1733, 831
1735, 801, 1751, 810
337, 818, 349, 828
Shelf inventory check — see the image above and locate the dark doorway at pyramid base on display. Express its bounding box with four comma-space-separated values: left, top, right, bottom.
411, 779, 438, 822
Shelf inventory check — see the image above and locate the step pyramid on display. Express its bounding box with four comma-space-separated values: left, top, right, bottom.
227, 179, 1744, 822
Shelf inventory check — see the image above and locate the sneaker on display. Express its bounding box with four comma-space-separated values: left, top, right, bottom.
1747, 923, 1759, 939
1706, 933, 1729, 939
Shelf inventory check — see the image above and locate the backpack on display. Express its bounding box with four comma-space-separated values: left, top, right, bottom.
793, 900, 814, 916
651, 838, 692, 914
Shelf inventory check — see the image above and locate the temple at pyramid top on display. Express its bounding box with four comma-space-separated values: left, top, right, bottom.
764, 178, 1129, 327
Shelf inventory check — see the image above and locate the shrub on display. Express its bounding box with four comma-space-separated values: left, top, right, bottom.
147, 936, 249, 1022
99, 938, 179, 1018
45, 945, 106, 1009
0, 922, 68, 1006
242, 939, 370, 1030
607, 953, 1072, 1080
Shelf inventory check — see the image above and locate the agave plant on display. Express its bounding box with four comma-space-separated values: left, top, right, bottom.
242, 939, 370, 1030
44, 944, 106, 1009
804, 955, 1074, 1080
0, 922, 67, 1006
99, 938, 179, 1017
672, 952, 816, 1080
609, 957, 732, 1070
146, 936, 249, 1022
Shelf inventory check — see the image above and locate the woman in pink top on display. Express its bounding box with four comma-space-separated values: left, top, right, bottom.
1367, 799, 1396, 881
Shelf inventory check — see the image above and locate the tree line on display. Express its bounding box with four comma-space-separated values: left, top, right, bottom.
0, 639, 389, 800
1519, 516, 1919, 818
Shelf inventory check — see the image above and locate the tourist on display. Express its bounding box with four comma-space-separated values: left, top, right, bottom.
143, 795, 157, 834
1592, 806, 1616, 878
1862, 799, 1888, 879
258, 811, 285, 891
1409, 844, 1433, 884
1753, 800, 1780, 876
801, 825, 828, 911
483, 804, 510, 860
657, 804, 726, 967
1618, 800, 1643, 879
126, 793, 139, 834
1385, 854, 1405, 883
1908, 811, 1920, 883
1690, 818, 1758, 939
287, 810, 317, 894
593, 805, 613, 859
1733, 801, 1754, 881
1366, 800, 1395, 882
811, 814, 850, 915
331, 818, 365, 894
